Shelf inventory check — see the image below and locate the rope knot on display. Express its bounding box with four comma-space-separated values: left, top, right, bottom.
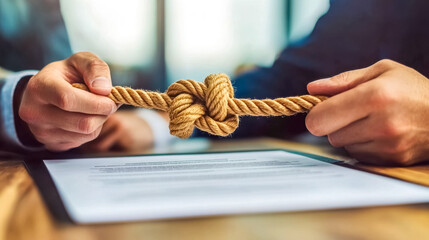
72, 73, 328, 139
166, 73, 239, 138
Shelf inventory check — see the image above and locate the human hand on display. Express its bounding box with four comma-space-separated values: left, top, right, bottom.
306, 59, 429, 166
82, 110, 156, 152
18, 52, 118, 151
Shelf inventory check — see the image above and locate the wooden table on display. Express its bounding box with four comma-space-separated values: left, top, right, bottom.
1, 138, 429, 240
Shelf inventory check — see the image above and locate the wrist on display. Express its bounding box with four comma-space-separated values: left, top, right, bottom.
13, 75, 42, 147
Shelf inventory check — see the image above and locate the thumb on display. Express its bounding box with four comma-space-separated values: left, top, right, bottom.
67, 52, 112, 96
307, 62, 386, 96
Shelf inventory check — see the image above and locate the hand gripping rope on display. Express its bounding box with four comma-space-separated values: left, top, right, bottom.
73, 73, 327, 138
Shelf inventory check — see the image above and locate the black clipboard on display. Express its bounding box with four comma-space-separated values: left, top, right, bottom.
22, 149, 356, 224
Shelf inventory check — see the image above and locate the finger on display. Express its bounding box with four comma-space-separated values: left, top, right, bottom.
307, 59, 396, 96
345, 141, 415, 166
91, 116, 120, 140
67, 52, 112, 95
45, 142, 81, 152
98, 117, 119, 138
83, 115, 122, 151
28, 105, 108, 134
91, 124, 123, 151
30, 125, 102, 146
46, 125, 102, 152
327, 115, 377, 147
38, 77, 117, 115
307, 68, 372, 96
45, 143, 74, 152
305, 83, 373, 136
345, 143, 394, 166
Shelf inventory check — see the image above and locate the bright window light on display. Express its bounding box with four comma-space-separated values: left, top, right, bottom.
60, 0, 156, 68
165, 0, 287, 83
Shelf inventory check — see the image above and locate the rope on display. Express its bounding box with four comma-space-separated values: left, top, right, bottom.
72, 73, 328, 138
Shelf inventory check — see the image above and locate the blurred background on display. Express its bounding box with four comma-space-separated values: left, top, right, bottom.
2, 0, 329, 90
60, 0, 329, 89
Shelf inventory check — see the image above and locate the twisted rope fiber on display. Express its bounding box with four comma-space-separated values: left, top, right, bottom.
72, 73, 328, 138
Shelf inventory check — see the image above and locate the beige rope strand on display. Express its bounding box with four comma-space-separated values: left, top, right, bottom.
72, 73, 328, 138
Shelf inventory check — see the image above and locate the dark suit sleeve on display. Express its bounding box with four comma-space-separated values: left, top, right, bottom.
196, 0, 389, 139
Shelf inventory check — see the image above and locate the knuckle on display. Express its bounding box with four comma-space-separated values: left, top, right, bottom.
45, 61, 62, 69
31, 128, 43, 139
23, 78, 44, 102
369, 83, 398, 109
88, 58, 109, 70
305, 115, 321, 136
77, 116, 98, 134
328, 134, 342, 147
71, 52, 83, 58
32, 128, 51, 144
72, 52, 92, 59
25, 77, 40, 94
388, 138, 409, 154
331, 71, 350, 84
56, 91, 74, 110
87, 129, 101, 141
19, 106, 39, 123
69, 52, 100, 66
374, 59, 396, 70
377, 139, 411, 165
68, 53, 80, 62
36, 129, 50, 140
93, 101, 103, 114
380, 119, 403, 138
388, 152, 413, 166
97, 101, 114, 115
80, 51, 96, 57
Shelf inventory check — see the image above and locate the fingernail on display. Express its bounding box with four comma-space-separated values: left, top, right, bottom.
111, 104, 118, 114
91, 77, 111, 90
310, 78, 330, 85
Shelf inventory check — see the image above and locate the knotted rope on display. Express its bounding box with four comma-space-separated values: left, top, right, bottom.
73, 73, 328, 138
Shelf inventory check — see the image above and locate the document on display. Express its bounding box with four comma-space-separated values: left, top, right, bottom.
43, 150, 429, 223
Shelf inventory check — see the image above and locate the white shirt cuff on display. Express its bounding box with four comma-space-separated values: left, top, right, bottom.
136, 109, 176, 148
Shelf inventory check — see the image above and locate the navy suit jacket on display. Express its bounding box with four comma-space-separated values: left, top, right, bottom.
215, 0, 429, 139
2, 0, 429, 140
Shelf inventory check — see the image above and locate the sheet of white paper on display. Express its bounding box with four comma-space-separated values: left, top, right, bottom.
43, 150, 429, 223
